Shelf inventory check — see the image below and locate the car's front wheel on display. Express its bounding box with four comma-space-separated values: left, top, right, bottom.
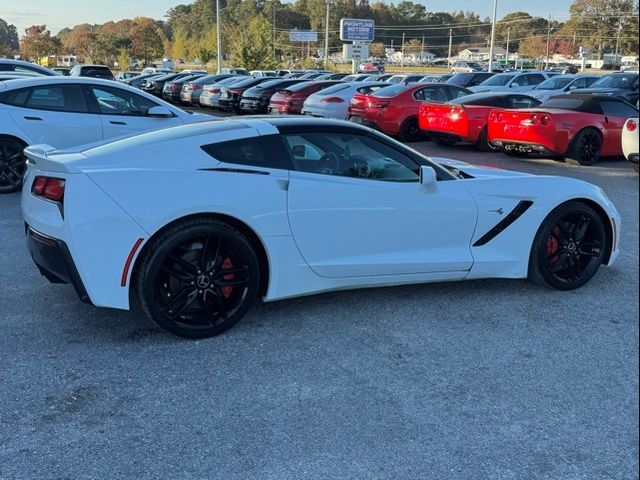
136, 218, 261, 339
0, 137, 27, 194
529, 202, 607, 290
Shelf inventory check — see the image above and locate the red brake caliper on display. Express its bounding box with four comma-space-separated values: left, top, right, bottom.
546, 229, 560, 267
221, 258, 234, 298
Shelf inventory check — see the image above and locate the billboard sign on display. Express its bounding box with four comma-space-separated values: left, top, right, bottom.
340, 18, 375, 42
289, 30, 318, 42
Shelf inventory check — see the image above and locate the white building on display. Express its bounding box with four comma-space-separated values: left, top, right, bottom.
458, 47, 506, 62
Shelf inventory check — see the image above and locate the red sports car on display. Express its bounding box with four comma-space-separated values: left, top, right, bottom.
348, 83, 471, 142
487, 94, 639, 165
419, 93, 540, 151
269, 81, 341, 115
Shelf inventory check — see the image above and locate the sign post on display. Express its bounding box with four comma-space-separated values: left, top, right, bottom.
579, 46, 590, 72
340, 18, 375, 74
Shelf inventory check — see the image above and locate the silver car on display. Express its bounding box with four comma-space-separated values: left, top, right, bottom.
199, 76, 248, 108
529, 74, 600, 101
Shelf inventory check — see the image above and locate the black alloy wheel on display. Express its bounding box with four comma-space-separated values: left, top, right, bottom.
530, 202, 606, 290
0, 138, 27, 193
137, 219, 260, 338
566, 129, 602, 166
398, 117, 422, 142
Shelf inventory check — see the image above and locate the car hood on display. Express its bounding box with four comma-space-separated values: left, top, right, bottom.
433, 157, 533, 178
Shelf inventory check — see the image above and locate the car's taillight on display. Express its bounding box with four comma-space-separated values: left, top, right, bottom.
32, 176, 65, 202
449, 106, 466, 120
171, 83, 180, 92
540, 115, 551, 126
368, 99, 389, 108
321, 96, 344, 103
193, 85, 202, 90
627, 120, 637, 132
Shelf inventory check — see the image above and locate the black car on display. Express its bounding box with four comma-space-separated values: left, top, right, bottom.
69, 64, 114, 80
218, 77, 280, 113
162, 74, 206, 103
143, 72, 191, 96
446, 72, 496, 88
239, 79, 307, 113
570, 72, 639, 105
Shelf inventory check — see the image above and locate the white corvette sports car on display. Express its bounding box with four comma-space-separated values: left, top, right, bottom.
22, 118, 621, 338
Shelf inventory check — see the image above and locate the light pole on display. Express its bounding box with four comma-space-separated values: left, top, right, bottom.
448, 28, 453, 68
613, 19, 623, 70
488, 0, 498, 72
505, 27, 510, 68
545, 15, 553, 70
216, 0, 221, 73
324, 0, 330, 70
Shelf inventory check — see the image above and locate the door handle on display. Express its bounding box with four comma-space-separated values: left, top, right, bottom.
109, 121, 127, 125
24, 116, 43, 121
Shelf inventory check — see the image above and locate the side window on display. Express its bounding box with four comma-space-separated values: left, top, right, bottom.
283, 132, 419, 182
509, 96, 540, 109
523, 74, 545, 86
23, 85, 88, 113
200, 135, 292, 170
414, 87, 448, 102
571, 78, 588, 89
0, 88, 30, 106
448, 87, 469, 99
600, 101, 638, 118
89, 86, 158, 116
356, 85, 385, 95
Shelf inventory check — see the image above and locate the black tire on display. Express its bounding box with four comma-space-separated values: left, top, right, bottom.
633, 163, 639, 173
397, 117, 422, 142
475, 127, 499, 152
529, 201, 607, 291
565, 128, 602, 166
136, 218, 261, 339
0, 137, 27, 194
432, 135, 458, 146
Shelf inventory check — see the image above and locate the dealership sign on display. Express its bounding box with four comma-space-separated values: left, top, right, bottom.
289, 31, 318, 42
339, 19, 375, 42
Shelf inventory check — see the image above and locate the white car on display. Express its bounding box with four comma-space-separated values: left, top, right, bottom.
22, 118, 621, 339
140, 67, 173, 76
301, 82, 389, 120
529, 74, 600, 101
250, 70, 278, 78
0, 76, 211, 193
0, 59, 59, 76
622, 117, 639, 172
469, 71, 558, 94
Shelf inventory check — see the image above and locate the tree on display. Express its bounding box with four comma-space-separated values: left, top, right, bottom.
130, 17, 164, 64
518, 35, 547, 60
369, 41, 386, 57
117, 49, 131, 71
19, 25, 62, 61
493, 12, 549, 53
63, 24, 98, 61
0, 18, 19, 55
228, 16, 277, 70
403, 38, 423, 54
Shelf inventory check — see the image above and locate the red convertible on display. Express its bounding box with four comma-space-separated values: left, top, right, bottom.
419, 93, 540, 151
348, 83, 470, 142
488, 94, 639, 165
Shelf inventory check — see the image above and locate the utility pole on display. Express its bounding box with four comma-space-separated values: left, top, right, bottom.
401, 32, 405, 68
216, 0, 221, 73
488, 0, 498, 72
421, 35, 425, 62
324, 0, 330, 69
545, 14, 552, 70
505, 27, 510, 68
613, 18, 623, 69
273, 3, 276, 60
448, 29, 453, 68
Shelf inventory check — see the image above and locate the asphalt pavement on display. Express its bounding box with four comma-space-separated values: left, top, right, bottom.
0, 128, 638, 479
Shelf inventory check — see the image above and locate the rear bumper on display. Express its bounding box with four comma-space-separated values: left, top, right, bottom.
26, 225, 92, 304
492, 140, 557, 156
240, 99, 269, 113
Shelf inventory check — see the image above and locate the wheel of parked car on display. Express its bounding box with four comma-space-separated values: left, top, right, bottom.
398, 117, 422, 143
475, 127, 500, 152
0, 137, 27, 194
432, 135, 458, 147
565, 129, 602, 166
136, 218, 261, 339
529, 201, 607, 291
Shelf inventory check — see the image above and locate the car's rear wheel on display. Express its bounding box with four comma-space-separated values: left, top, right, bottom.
0, 137, 27, 194
398, 117, 422, 142
476, 127, 499, 152
529, 202, 606, 290
136, 218, 260, 339
565, 129, 602, 166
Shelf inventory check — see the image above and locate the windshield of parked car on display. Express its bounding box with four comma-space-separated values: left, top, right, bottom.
479, 74, 515, 86
373, 84, 408, 97
590, 73, 638, 89
315, 84, 351, 95
534, 77, 575, 90
447, 73, 474, 85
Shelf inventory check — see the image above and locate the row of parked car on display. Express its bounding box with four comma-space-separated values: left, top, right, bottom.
135, 67, 638, 169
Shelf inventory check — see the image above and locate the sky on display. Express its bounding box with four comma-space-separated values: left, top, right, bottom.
1, 0, 575, 37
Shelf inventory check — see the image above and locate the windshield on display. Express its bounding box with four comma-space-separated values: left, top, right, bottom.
534, 77, 575, 90
467, 63, 483, 70
590, 73, 638, 89
373, 84, 408, 97
480, 74, 515, 87
447, 73, 474, 85
316, 84, 350, 95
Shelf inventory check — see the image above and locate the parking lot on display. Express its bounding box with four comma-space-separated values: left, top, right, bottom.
1, 132, 637, 478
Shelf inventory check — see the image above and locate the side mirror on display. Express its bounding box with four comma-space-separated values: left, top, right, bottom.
148, 106, 173, 117
291, 144, 306, 157
419, 165, 438, 192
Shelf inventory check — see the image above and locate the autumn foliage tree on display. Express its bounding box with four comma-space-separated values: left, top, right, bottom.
0, 18, 19, 56
19, 25, 61, 61
130, 18, 164, 64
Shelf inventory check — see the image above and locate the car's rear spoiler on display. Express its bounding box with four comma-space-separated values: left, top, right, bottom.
24, 144, 85, 173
